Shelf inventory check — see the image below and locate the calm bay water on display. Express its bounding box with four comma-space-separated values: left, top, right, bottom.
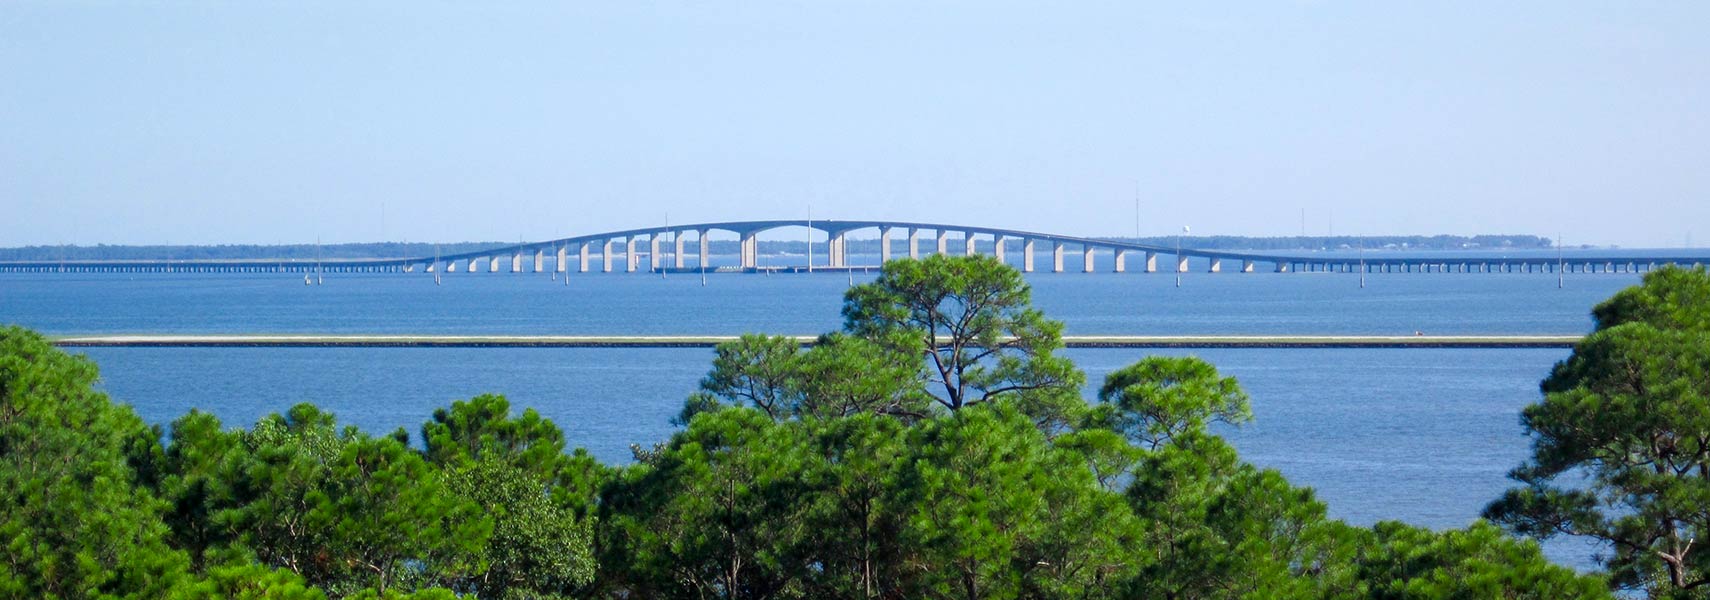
1, 266, 1642, 568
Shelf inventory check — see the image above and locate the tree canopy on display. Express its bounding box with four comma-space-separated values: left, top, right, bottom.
1488, 265, 1710, 597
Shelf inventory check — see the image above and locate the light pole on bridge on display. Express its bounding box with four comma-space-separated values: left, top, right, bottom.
1176, 225, 1187, 288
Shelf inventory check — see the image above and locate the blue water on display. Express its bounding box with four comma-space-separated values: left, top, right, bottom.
0, 268, 1636, 569
0, 269, 1636, 336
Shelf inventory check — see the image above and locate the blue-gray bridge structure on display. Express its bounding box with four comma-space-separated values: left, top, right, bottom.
4, 219, 1704, 275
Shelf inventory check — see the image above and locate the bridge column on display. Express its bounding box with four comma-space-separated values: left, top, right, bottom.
936, 230, 950, 256
533, 250, 545, 272
426, 260, 437, 273
1023, 239, 1036, 272
908, 228, 922, 259
1177, 255, 1189, 273
740, 232, 758, 269
510, 252, 523, 273
1082, 246, 1096, 272
1208, 258, 1221, 273
830, 231, 848, 267
1242, 259, 1254, 273
446, 260, 458, 273
880, 227, 894, 263
557, 246, 567, 273
650, 234, 664, 271
489, 256, 502, 273
602, 240, 616, 272
627, 238, 640, 272
1145, 252, 1157, 273
993, 235, 1006, 264
964, 233, 977, 256
1114, 250, 1126, 273
699, 230, 710, 269
675, 234, 687, 269
578, 242, 591, 273
1052, 242, 1065, 272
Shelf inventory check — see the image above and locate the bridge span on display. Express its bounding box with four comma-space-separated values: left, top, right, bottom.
3, 219, 1704, 276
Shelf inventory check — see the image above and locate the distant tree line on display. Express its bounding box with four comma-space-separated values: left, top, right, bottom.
0, 235, 1557, 262
6, 256, 1707, 598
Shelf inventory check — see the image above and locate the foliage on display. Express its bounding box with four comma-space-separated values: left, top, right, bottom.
421, 393, 567, 477
0, 326, 195, 599
598, 407, 814, 598
1341, 521, 1611, 599
895, 404, 1138, 599
419, 394, 597, 598
1591, 265, 1710, 332
1487, 265, 1710, 597
1090, 355, 1252, 450
1123, 430, 1334, 599
842, 254, 1084, 418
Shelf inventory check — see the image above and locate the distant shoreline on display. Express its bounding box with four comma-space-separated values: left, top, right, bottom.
51, 334, 1581, 349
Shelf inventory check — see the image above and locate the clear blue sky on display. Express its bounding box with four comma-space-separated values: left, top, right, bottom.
3, 2, 1705, 247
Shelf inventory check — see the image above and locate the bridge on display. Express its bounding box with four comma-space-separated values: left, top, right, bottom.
3, 219, 1704, 275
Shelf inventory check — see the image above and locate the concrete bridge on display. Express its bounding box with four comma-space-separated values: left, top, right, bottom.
2, 219, 1705, 275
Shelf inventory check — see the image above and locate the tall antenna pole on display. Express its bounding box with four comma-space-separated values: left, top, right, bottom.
1134, 183, 1140, 241
1176, 225, 1187, 288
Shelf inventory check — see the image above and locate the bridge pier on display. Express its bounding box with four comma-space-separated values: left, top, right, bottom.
880, 227, 894, 263
1082, 245, 1095, 272
557, 246, 568, 273
908, 228, 921, 259
1051, 242, 1065, 273
674, 234, 687, 269
602, 240, 616, 272
511, 252, 523, 273
1177, 255, 1190, 273
830, 231, 848, 267
1023, 239, 1036, 272
446, 260, 459, 273
626, 238, 640, 272
1208, 258, 1221, 273
1145, 252, 1157, 273
699, 230, 710, 269
993, 235, 1006, 264
965, 233, 978, 256
1114, 250, 1126, 273
488, 256, 501, 273
740, 232, 758, 269
650, 234, 664, 271
578, 242, 591, 273
936, 230, 950, 256
1242, 259, 1254, 273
